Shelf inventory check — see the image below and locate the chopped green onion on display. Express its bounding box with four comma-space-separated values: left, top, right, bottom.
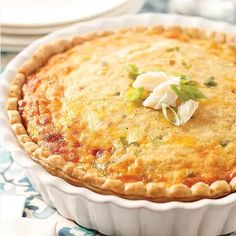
166, 48, 174, 52
129, 142, 140, 147
180, 75, 188, 80
204, 77, 218, 87
179, 77, 198, 86
161, 103, 181, 126
150, 135, 163, 145
114, 92, 120, 96
120, 137, 128, 149
182, 61, 192, 69
101, 61, 109, 67
126, 87, 144, 102
220, 140, 230, 147
120, 137, 140, 151
126, 64, 140, 79
134, 149, 141, 157
170, 84, 187, 101
170, 80, 207, 102
185, 80, 199, 86
166, 46, 180, 52
179, 77, 189, 85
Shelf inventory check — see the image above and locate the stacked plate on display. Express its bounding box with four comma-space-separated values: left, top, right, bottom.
1, 0, 146, 52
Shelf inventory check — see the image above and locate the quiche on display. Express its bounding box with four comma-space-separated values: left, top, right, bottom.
6, 26, 236, 202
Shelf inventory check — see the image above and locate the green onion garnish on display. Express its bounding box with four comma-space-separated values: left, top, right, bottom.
150, 135, 163, 145
126, 64, 140, 80
120, 137, 128, 149
126, 87, 144, 102
220, 140, 230, 148
180, 75, 188, 80
161, 103, 181, 126
179, 77, 198, 86
134, 149, 141, 157
166, 46, 180, 52
203, 77, 217, 87
101, 61, 109, 67
182, 61, 192, 69
129, 142, 140, 147
170, 77, 207, 102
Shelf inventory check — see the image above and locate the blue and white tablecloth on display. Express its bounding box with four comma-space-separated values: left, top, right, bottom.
0, 147, 101, 236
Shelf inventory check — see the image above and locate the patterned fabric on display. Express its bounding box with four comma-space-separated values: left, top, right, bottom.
1, 149, 236, 236
0, 147, 100, 236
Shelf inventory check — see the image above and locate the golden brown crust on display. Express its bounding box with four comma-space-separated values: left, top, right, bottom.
6, 25, 236, 202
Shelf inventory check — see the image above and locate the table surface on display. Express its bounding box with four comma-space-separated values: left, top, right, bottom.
1, 1, 236, 235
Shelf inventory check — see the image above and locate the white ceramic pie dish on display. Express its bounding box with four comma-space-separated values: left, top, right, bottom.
0, 13, 236, 236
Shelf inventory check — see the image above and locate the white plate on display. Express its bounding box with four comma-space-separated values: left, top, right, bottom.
1, 0, 135, 27
1, 0, 145, 35
1, 35, 40, 46
1, 45, 26, 53
1, 0, 145, 52
1, 14, 236, 236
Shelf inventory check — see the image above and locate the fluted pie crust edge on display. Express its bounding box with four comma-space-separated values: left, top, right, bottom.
6, 26, 236, 202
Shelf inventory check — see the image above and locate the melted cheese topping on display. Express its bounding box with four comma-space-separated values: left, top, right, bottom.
19, 29, 236, 187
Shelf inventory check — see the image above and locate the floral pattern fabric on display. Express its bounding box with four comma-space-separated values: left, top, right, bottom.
0, 147, 101, 236
1, 147, 236, 236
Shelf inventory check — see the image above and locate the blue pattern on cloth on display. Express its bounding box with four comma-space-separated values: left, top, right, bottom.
58, 226, 97, 236
1, 148, 236, 236
0, 147, 100, 235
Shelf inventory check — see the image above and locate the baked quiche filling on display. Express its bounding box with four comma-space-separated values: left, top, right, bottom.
8, 26, 236, 201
